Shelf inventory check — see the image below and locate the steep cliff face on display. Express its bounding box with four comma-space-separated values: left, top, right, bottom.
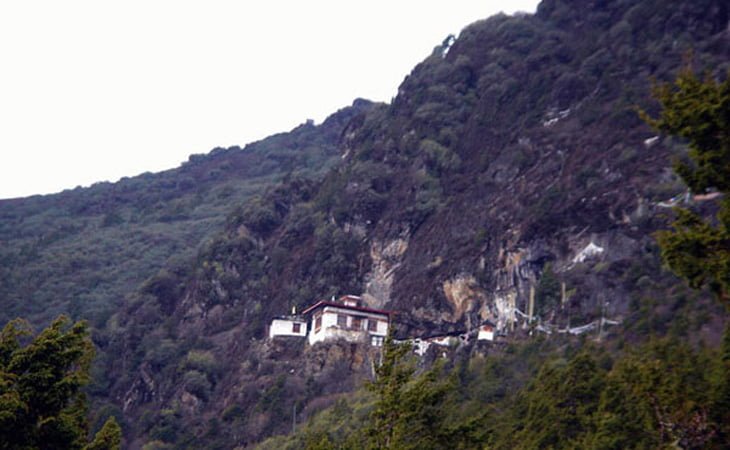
327, 0, 729, 337
96, 0, 730, 446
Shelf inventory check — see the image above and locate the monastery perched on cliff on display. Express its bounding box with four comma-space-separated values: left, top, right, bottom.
268, 294, 499, 351
268, 295, 391, 346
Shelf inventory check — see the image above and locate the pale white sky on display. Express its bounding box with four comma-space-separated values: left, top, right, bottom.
0, 1, 539, 199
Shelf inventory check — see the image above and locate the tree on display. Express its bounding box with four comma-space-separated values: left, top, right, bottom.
365, 336, 415, 449
595, 340, 716, 449
514, 353, 605, 448
710, 324, 730, 447
364, 337, 452, 450
86, 417, 122, 450
642, 68, 730, 305
0, 316, 121, 449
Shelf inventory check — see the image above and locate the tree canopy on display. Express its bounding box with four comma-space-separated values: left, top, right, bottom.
0, 316, 121, 450
364, 337, 452, 450
643, 68, 730, 305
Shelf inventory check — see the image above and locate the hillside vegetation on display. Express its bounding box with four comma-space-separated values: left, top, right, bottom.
0, 101, 373, 328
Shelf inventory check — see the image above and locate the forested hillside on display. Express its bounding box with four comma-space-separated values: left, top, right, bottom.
1, 0, 729, 448
0, 100, 373, 328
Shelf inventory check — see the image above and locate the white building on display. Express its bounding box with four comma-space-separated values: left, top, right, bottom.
302, 295, 390, 346
268, 316, 308, 339
478, 321, 495, 341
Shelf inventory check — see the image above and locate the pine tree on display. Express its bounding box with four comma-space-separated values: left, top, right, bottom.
0, 316, 122, 449
710, 324, 730, 447
515, 353, 605, 448
364, 337, 452, 450
643, 68, 730, 445
85, 417, 122, 450
642, 68, 730, 305
365, 336, 415, 449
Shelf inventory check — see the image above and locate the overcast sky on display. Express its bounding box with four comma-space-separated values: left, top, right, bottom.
0, 1, 540, 200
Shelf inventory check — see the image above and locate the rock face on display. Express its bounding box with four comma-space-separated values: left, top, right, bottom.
363, 237, 409, 308
442, 275, 482, 324
74, 0, 730, 447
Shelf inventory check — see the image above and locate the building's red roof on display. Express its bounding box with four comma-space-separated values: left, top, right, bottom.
301, 300, 393, 317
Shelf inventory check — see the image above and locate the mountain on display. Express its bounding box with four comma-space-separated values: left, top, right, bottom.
0, 100, 374, 329
1, 0, 729, 448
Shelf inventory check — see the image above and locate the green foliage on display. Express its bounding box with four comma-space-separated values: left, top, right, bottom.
644, 69, 730, 194
419, 139, 461, 176
484, 340, 724, 449
182, 350, 220, 380
311, 221, 363, 293
256, 374, 287, 416
656, 206, 730, 299
0, 316, 120, 449
149, 408, 183, 443
593, 340, 719, 449
240, 196, 282, 235
364, 337, 453, 450
643, 69, 730, 304
364, 337, 415, 448
536, 263, 561, 315
707, 324, 730, 447
141, 441, 173, 450
141, 269, 186, 316
406, 170, 443, 225
85, 416, 122, 450
182, 370, 212, 401
0, 100, 365, 331
515, 353, 606, 448
259, 335, 730, 450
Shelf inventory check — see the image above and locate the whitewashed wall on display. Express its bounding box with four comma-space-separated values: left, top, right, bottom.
269, 319, 307, 339
478, 327, 494, 341
308, 306, 389, 345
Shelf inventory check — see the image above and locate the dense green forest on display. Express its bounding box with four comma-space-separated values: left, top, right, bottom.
258, 333, 729, 449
